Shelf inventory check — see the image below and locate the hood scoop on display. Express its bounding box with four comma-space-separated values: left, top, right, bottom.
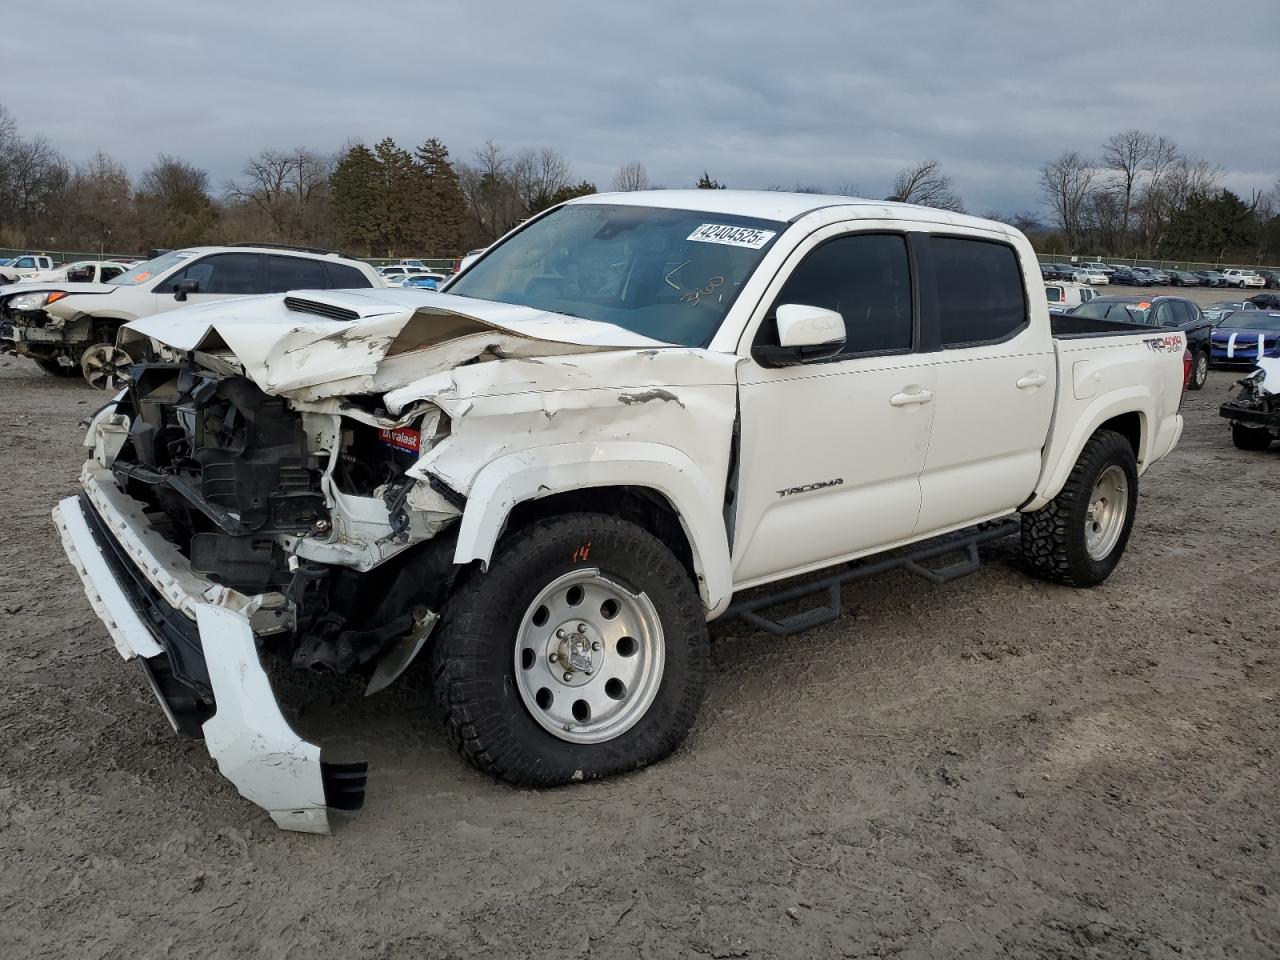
284, 296, 359, 322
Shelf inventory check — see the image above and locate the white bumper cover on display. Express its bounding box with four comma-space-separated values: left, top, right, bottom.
53, 494, 333, 834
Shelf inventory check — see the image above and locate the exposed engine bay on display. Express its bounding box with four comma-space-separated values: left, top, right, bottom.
102, 362, 462, 685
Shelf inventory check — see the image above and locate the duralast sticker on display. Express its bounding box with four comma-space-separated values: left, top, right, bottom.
686, 224, 776, 249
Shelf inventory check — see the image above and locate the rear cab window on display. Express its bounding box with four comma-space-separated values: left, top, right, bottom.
930, 236, 1028, 347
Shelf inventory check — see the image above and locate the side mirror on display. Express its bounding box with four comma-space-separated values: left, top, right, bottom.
173, 279, 200, 301
753, 304, 846, 367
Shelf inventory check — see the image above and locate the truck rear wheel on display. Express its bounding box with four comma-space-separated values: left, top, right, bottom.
1231, 423, 1273, 451
432, 513, 709, 787
1020, 429, 1139, 587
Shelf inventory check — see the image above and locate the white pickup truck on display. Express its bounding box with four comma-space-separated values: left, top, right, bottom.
55, 191, 1188, 832
0, 253, 55, 282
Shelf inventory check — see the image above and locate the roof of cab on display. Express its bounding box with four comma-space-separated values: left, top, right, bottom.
564, 189, 1018, 236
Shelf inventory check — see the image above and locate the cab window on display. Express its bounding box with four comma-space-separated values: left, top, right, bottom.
756, 233, 913, 357
930, 237, 1028, 347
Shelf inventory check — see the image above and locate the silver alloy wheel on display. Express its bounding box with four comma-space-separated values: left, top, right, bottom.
1194, 352, 1208, 386
1084, 464, 1129, 561
514, 568, 665, 745
81, 343, 134, 391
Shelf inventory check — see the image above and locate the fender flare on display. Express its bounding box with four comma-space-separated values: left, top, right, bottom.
1024, 389, 1151, 512
449, 441, 734, 617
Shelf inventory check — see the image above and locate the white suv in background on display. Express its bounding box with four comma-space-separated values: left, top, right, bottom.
1222, 269, 1265, 289
0, 254, 55, 282
0, 244, 384, 386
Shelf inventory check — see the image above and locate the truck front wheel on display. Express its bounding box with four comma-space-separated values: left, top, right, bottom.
1020, 429, 1139, 587
432, 513, 709, 787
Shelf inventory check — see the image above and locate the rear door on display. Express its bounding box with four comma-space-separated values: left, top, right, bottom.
731, 225, 937, 586
263, 254, 329, 293
913, 234, 1056, 535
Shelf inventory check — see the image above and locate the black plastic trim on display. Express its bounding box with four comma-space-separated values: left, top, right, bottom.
77, 494, 216, 720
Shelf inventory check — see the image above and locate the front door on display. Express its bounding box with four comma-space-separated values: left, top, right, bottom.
732, 229, 937, 587
151, 253, 264, 316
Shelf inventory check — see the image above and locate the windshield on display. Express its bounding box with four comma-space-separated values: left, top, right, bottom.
1220, 313, 1280, 331
107, 250, 195, 286
447, 203, 784, 346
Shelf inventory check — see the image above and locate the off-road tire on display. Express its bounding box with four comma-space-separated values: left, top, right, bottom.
1188, 349, 1209, 391
1021, 429, 1139, 587
34, 357, 81, 377
1231, 423, 1273, 451
432, 513, 709, 787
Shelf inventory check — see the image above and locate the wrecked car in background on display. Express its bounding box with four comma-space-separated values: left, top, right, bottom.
0, 245, 381, 385
1220, 357, 1280, 451
55, 191, 1189, 832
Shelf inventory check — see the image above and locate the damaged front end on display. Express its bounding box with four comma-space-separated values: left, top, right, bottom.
57, 358, 463, 831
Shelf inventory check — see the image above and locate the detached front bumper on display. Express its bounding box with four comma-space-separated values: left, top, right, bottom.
53, 480, 366, 833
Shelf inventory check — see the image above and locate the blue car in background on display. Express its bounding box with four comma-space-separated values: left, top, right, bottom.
400, 274, 446, 291
1210, 310, 1280, 366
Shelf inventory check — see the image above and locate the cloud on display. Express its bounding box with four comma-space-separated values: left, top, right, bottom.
3, 0, 1275, 213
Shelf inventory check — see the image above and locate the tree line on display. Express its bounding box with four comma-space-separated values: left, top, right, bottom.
1039, 130, 1279, 263
1, 104, 1275, 264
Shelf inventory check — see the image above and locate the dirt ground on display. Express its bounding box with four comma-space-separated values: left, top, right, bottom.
1, 294, 1277, 959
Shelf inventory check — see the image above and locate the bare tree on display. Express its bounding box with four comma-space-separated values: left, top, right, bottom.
1039, 151, 1096, 249
511, 147, 572, 213
227, 147, 332, 242
889, 160, 965, 212
1100, 130, 1155, 242
612, 161, 650, 192
458, 140, 523, 241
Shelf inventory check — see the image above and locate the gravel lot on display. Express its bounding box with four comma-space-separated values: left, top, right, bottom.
2, 293, 1277, 959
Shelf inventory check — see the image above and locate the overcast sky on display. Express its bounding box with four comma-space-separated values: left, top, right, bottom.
3, 0, 1276, 214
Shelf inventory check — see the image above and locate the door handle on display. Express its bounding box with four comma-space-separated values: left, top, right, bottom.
1016, 372, 1048, 389
889, 388, 933, 407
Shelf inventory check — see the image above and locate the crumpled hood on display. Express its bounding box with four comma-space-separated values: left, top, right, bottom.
122, 289, 669, 401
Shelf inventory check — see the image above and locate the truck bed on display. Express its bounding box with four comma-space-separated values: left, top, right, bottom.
1050, 315, 1153, 339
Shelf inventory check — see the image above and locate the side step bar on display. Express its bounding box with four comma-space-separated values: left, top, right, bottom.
723, 519, 1020, 637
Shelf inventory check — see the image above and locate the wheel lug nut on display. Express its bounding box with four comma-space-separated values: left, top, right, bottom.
585, 668, 593, 676
563, 671, 573, 682
591, 641, 601, 651
556, 629, 566, 639
549, 653, 558, 663
577, 623, 586, 633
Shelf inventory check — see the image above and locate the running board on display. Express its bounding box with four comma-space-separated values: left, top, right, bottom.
724, 519, 1020, 638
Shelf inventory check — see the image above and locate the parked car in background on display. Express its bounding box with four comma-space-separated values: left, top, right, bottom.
0, 244, 383, 386
1044, 281, 1101, 314
1223, 269, 1266, 289
1249, 293, 1280, 310
400, 274, 447, 290
1209, 310, 1280, 367
1130, 267, 1169, 285
378, 264, 434, 280
398, 258, 427, 269
1167, 270, 1201, 286
1069, 294, 1214, 389
1112, 266, 1153, 286
17, 260, 129, 285
1192, 270, 1227, 287
1256, 270, 1280, 289
1072, 266, 1110, 285
1203, 300, 1258, 323
452, 247, 488, 276
0, 254, 55, 283
1078, 261, 1116, 278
